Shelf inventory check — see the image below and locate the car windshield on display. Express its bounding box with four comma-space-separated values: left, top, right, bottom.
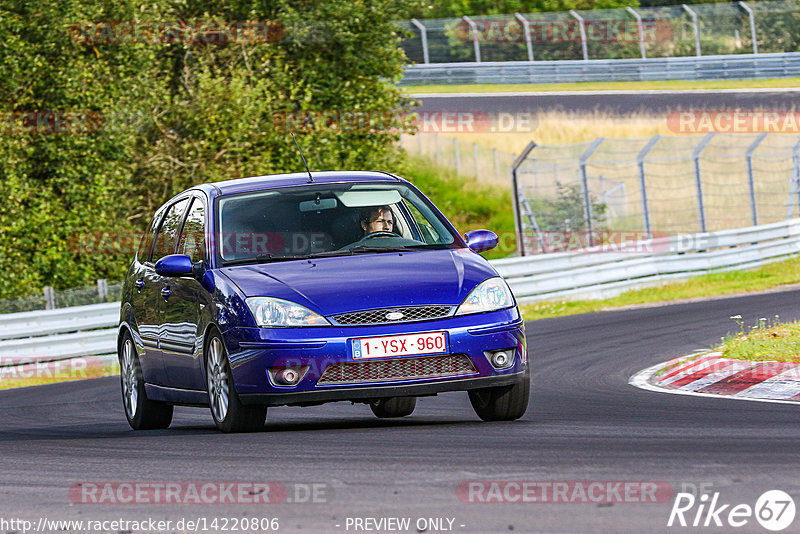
216, 182, 460, 264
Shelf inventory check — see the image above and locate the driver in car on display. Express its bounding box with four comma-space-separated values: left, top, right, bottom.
359, 205, 395, 237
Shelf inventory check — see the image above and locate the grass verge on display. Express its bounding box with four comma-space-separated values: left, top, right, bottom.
520, 254, 800, 321
403, 78, 800, 94
0, 360, 119, 390
716, 315, 800, 363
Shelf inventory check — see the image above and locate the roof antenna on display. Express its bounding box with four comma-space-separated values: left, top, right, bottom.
291, 132, 314, 183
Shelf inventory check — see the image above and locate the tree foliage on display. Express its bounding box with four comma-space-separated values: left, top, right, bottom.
0, 0, 421, 299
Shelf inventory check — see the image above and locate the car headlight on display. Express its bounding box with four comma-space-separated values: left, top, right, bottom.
455, 277, 514, 316
246, 297, 330, 327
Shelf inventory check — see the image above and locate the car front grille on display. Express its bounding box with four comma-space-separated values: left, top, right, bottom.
317, 354, 477, 385
331, 305, 452, 326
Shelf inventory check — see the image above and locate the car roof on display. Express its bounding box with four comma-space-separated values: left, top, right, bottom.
190, 170, 402, 198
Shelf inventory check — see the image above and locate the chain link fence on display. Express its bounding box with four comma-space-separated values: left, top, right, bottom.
513, 133, 800, 254
398, 0, 800, 63
0, 280, 122, 314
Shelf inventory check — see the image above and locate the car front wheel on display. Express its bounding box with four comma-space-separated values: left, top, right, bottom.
468, 371, 530, 422
206, 333, 267, 433
369, 396, 416, 418
119, 332, 173, 430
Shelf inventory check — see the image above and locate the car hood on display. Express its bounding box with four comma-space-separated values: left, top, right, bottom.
218, 248, 499, 316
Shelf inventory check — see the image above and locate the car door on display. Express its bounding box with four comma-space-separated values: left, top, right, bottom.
148, 197, 191, 386
160, 195, 209, 390
130, 208, 168, 385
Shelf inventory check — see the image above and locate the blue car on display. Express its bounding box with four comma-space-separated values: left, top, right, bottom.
118, 171, 529, 432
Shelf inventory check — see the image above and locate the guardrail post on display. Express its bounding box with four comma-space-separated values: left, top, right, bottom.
792, 140, 800, 219
514, 13, 534, 61
637, 135, 661, 240
692, 133, 715, 232
569, 11, 589, 60
579, 138, 605, 242
745, 133, 768, 226
625, 7, 647, 59
454, 138, 461, 174
43, 286, 55, 310
462, 16, 482, 63
738, 2, 758, 54
410, 19, 430, 64
473, 143, 480, 178
97, 279, 108, 301
511, 141, 539, 256
682, 4, 702, 57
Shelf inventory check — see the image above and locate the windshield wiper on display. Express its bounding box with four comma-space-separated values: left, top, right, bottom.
349, 245, 416, 253
221, 254, 311, 266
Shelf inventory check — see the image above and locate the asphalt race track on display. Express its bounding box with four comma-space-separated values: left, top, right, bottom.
3, 289, 800, 533
414, 89, 800, 114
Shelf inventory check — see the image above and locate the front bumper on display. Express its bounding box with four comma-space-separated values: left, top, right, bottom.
222, 307, 527, 406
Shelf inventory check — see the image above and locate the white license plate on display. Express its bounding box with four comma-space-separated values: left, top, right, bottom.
351, 332, 448, 360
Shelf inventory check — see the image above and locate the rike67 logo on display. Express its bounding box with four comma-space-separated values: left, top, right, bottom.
668, 490, 795, 531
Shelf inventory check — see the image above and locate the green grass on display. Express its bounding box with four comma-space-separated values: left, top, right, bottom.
716, 316, 800, 363
520, 254, 800, 320
402, 78, 800, 94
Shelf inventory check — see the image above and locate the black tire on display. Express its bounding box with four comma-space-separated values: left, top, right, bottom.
370, 397, 416, 418
119, 331, 173, 430
206, 332, 267, 433
468, 371, 530, 422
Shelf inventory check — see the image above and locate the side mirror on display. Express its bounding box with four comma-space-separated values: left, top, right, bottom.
155, 254, 195, 277
464, 229, 498, 253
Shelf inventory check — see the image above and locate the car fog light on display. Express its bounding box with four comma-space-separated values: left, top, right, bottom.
268, 366, 309, 387
485, 349, 515, 370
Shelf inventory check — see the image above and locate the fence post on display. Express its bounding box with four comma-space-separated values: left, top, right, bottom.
514, 13, 534, 61
454, 138, 461, 174
793, 140, 800, 218
738, 2, 758, 54
692, 133, 715, 232
410, 19, 430, 64
97, 278, 109, 301
637, 135, 661, 240
682, 4, 702, 57
745, 133, 768, 226
511, 141, 539, 256
625, 7, 647, 59
462, 16, 482, 63
579, 138, 605, 242
473, 143, 480, 178
569, 11, 589, 60
44, 286, 55, 310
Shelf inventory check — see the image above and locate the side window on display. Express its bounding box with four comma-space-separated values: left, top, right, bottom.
405, 201, 441, 244
152, 198, 190, 263
137, 210, 163, 263
178, 198, 206, 262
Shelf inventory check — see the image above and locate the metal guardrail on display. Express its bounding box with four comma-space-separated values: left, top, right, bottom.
493, 218, 800, 302
0, 302, 118, 366
2, 220, 799, 364
400, 52, 800, 84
